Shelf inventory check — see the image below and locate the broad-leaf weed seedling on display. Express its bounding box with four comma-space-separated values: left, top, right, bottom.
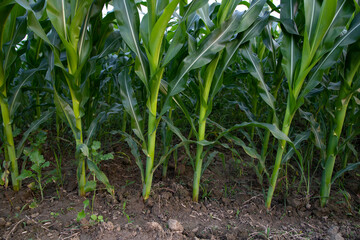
79, 141, 114, 195
76, 199, 90, 222
17, 131, 50, 201
77, 199, 105, 225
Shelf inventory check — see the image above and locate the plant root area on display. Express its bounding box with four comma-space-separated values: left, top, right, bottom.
0, 142, 359, 240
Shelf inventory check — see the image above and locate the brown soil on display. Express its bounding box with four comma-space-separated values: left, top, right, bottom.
0, 141, 359, 240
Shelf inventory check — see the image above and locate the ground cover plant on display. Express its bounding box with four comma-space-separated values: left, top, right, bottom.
0, 0, 360, 239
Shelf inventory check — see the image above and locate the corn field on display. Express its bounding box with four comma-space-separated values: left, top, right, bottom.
1, 0, 360, 238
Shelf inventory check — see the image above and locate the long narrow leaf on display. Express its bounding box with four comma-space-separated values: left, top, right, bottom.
117, 70, 145, 142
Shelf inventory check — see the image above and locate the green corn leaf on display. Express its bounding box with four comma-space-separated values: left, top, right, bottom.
114, 0, 149, 87
156, 116, 193, 169
210, 13, 270, 101
46, 0, 89, 74
300, 109, 326, 152
344, 41, 360, 83
266, 0, 279, 13
3, 3, 25, 45
117, 70, 145, 142
162, 116, 187, 143
94, 31, 123, 59
69, 0, 93, 51
241, 45, 276, 110
197, 3, 214, 30
158, 76, 197, 136
3, 12, 27, 72
161, 13, 243, 115
282, 130, 311, 163
124, 134, 145, 184
85, 111, 107, 145
77, 9, 92, 72
224, 134, 261, 159
9, 66, 46, 118
152, 141, 191, 173
304, 0, 321, 45
148, 0, 179, 68
16, 110, 54, 158
201, 151, 219, 177
211, 120, 303, 163
321, 0, 354, 52
25, 8, 65, 69
206, 118, 261, 159
331, 162, 360, 184
299, 13, 360, 101
54, 88, 80, 141
87, 159, 114, 195
170, 13, 243, 94
235, 0, 266, 34
216, 0, 238, 26
0, 4, 14, 49
46, 0, 68, 42
0, 1, 15, 8
280, 0, 300, 89
162, 0, 208, 66
311, 0, 338, 53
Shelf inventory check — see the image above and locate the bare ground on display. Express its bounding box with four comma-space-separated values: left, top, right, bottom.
1, 141, 359, 240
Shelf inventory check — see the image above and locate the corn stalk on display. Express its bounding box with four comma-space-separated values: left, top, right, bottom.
20, 0, 110, 196
114, 0, 186, 200
266, 0, 359, 209
320, 41, 360, 206
0, 3, 27, 191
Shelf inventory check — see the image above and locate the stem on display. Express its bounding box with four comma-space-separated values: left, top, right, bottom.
143, 70, 163, 200
70, 81, 85, 196
192, 55, 220, 202
192, 103, 207, 202
0, 101, 20, 191
143, 112, 156, 200
0, 65, 20, 191
162, 109, 173, 178
320, 85, 351, 207
38, 175, 43, 201
266, 101, 293, 209
258, 71, 282, 182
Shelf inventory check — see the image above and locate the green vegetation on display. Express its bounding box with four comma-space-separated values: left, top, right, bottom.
0, 0, 359, 212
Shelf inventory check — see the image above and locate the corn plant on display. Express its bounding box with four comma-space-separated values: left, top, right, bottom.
0, 3, 27, 191
193, 1, 270, 201
320, 41, 360, 206
148, 0, 272, 202
114, 0, 211, 200
239, 29, 284, 185
17, 0, 118, 196
266, 0, 360, 209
